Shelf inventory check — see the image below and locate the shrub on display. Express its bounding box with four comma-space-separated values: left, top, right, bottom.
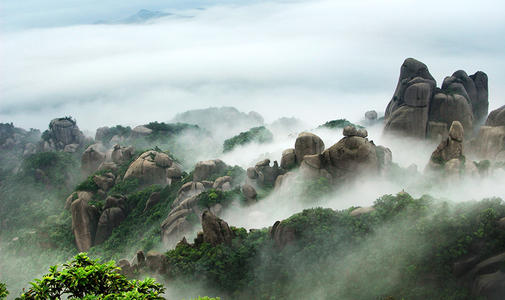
317, 119, 364, 130
18, 253, 164, 299
0, 282, 8, 299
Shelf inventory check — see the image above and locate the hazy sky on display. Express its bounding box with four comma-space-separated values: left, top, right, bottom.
1, 0, 504, 132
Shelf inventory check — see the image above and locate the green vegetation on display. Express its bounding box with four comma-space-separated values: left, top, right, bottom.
165, 193, 505, 299
18, 253, 164, 299
317, 118, 364, 130
22, 151, 79, 187
145, 122, 201, 143
0, 283, 8, 299
196, 188, 246, 209
98, 125, 132, 143
223, 126, 273, 152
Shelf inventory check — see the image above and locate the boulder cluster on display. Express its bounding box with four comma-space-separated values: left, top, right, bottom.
384, 58, 488, 139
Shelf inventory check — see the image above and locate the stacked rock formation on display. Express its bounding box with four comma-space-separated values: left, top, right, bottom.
384, 58, 488, 139
472, 106, 505, 160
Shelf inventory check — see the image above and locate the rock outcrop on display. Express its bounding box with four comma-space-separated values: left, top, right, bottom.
193, 159, 227, 182
124, 150, 181, 185
201, 211, 234, 246
294, 132, 325, 164
384, 58, 488, 139
40, 117, 88, 152
247, 159, 283, 188
81, 145, 106, 175
71, 192, 100, 252
428, 121, 465, 171
270, 221, 296, 249
472, 106, 505, 160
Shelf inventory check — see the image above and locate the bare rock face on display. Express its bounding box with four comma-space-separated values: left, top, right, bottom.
294, 132, 325, 164
384, 58, 488, 139
71, 193, 100, 252
270, 221, 296, 249
429, 121, 464, 169
322, 132, 379, 181
280, 148, 296, 170
201, 211, 234, 246
145, 251, 170, 274
193, 159, 227, 182
384, 58, 436, 138
111, 144, 135, 165
42, 117, 87, 151
65, 191, 93, 210
242, 183, 257, 201
94, 207, 126, 245
81, 145, 106, 175
124, 150, 178, 185
247, 159, 283, 187
93, 173, 115, 192
350, 206, 376, 217
473, 126, 505, 160
486, 105, 505, 127
144, 192, 162, 212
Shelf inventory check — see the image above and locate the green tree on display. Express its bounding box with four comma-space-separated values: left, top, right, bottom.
0, 282, 8, 299
17, 253, 165, 299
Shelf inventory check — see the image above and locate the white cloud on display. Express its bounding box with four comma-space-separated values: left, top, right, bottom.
1, 0, 504, 131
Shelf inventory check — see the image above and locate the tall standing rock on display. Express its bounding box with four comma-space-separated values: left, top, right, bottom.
384, 58, 436, 138
428, 121, 465, 171
201, 211, 234, 246
384, 58, 488, 139
71, 193, 100, 252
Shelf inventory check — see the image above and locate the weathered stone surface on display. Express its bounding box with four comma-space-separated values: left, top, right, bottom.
429, 92, 473, 136
145, 251, 170, 274
81, 145, 106, 175
94, 207, 126, 245
71, 194, 100, 252
144, 192, 162, 212
385, 104, 429, 138
242, 183, 257, 201
65, 191, 93, 210
202, 211, 234, 246
193, 159, 227, 182
280, 148, 296, 170
429, 121, 464, 168
132, 125, 152, 136
427, 121, 448, 141
124, 150, 172, 185
45, 117, 86, 151
111, 144, 134, 165
213, 176, 232, 191
294, 132, 325, 164
472, 126, 505, 160
252, 159, 283, 187
486, 105, 505, 127
93, 173, 115, 191
322, 135, 379, 181
270, 221, 296, 249
350, 206, 375, 217
173, 182, 205, 208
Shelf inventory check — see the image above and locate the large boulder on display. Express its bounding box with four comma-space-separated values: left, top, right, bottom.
321, 130, 379, 181
270, 220, 296, 249
42, 117, 87, 151
123, 150, 176, 185
294, 132, 325, 164
280, 148, 296, 170
201, 211, 234, 246
486, 105, 505, 127
111, 144, 135, 165
193, 159, 227, 182
429, 89, 473, 137
81, 145, 106, 175
71, 193, 100, 252
94, 207, 126, 245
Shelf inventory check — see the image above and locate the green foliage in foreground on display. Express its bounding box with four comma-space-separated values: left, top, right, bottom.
18, 253, 164, 299
165, 193, 505, 299
317, 118, 364, 130
223, 126, 273, 152
0, 282, 8, 299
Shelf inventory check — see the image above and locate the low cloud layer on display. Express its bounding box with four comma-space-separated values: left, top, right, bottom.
1, 0, 504, 132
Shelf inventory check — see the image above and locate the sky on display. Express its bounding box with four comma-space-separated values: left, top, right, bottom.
1, 0, 505, 132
